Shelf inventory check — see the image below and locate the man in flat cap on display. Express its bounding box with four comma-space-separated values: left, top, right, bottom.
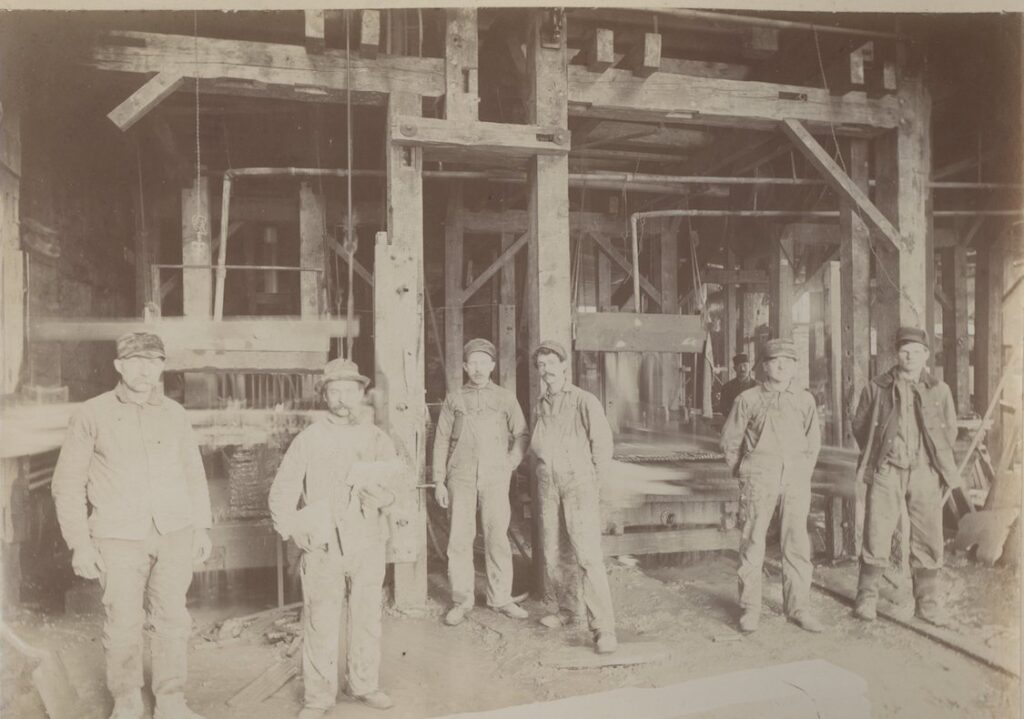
720, 338, 822, 634
529, 339, 618, 654
719, 352, 757, 419
269, 358, 401, 718
432, 338, 530, 626
52, 331, 212, 719
851, 327, 958, 627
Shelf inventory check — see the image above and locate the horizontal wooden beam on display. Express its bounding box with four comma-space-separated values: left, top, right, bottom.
781, 118, 902, 251
704, 268, 769, 285
568, 66, 899, 134
576, 311, 706, 353
587, 232, 661, 305
460, 233, 527, 303
108, 71, 184, 131
90, 31, 445, 101
167, 350, 327, 373
390, 115, 570, 157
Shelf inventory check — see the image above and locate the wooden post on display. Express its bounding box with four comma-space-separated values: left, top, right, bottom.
298, 182, 325, 319
769, 232, 794, 339
724, 248, 738, 380
872, 131, 901, 374
740, 255, 761, 361
182, 174, 212, 318
381, 91, 427, 610
841, 138, 871, 445
597, 249, 619, 433
527, 9, 572, 598
132, 141, 153, 313
975, 233, 1004, 442
444, 9, 479, 122
940, 243, 970, 411
0, 60, 22, 395
824, 261, 843, 446
444, 182, 464, 393
499, 232, 517, 394
660, 223, 680, 421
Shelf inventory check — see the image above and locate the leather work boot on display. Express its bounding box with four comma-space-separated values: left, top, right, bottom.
738, 611, 760, 633
444, 606, 468, 626
109, 689, 144, 719
788, 611, 825, 633
913, 569, 953, 628
854, 562, 884, 621
350, 690, 394, 710
539, 611, 575, 629
154, 693, 205, 719
595, 632, 618, 655
495, 603, 529, 620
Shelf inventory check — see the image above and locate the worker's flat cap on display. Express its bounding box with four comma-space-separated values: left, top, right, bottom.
732, 353, 749, 364
763, 338, 798, 361
896, 326, 929, 348
532, 339, 568, 362
319, 358, 370, 388
463, 338, 496, 360
116, 331, 166, 360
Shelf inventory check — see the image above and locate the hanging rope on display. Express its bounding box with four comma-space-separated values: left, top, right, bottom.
344, 10, 357, 360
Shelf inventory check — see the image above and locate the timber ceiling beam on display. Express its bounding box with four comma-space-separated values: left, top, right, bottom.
567, 66, 899, 135
780, 118, 903, 251
390, 115, 570, 158
89, 31, 446, 106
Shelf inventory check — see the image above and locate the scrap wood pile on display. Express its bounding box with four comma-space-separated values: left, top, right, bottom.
204, 603, 305, 708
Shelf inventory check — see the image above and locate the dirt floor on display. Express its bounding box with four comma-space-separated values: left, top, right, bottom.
2, 550, 1020, 719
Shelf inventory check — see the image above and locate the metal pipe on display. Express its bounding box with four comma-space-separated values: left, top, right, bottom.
213, 174, 232, 320
649, 8, 900, 41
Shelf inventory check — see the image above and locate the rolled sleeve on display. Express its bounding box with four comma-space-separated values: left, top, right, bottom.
51, 407, 98, 552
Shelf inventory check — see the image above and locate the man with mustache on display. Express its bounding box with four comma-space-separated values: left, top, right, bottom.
432, 338, 530, 626
529, 339, 617, 654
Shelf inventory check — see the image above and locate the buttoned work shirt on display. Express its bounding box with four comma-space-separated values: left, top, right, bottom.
431, 381, 528, 485
52, 383, 212, 552
720, 381, 821, 475
268, 413, 400, 556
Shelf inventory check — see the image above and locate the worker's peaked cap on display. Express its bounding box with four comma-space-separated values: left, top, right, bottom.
116, 331, 166, 360
763, 338, 798, 361
532, 339, 568, 362
463, 338, 497, 361
732, 353, 749, 364
896, 326, 929, 349
318, 358, 370, 390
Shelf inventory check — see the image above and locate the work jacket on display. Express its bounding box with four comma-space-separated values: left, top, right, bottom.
851, 367, 960, 488
530, 383, 613, 487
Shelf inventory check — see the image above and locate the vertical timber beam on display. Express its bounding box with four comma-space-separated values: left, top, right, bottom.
872, 132, 901, 373
769, 232, 794, 339
132, 141, 154, 312
299, 182, 326, 318
445, 9, 479, 122
382, 91, 427, 610
841, 138, 871, 446
499, 232, 517, 394
724, 247, 738, 384
444, 182, 465, 392
527, 9, 571, 598
941, 243, 970, 411
824, 261, 843, 446
975, 233, 1004, 426
740, 254, 760, 361
660, 222, 680, 421
597, 249, 619, 432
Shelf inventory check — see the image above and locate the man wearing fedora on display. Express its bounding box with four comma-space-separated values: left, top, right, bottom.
719, 352, 757, 418
52, 331, 212, 719
851, 327, 959, 627
432, 338, 530, 626
721, 338, 823, 634
529, 339, 618, 654
269, 358, 400, 718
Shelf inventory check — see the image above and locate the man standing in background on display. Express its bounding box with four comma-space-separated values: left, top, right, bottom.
719, 352, 757, 418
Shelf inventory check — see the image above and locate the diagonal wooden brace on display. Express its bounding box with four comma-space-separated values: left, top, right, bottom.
781, 118, 903, 252
587, 232, 660, 305
108, 71, 184, 131
460, 232, 527, 303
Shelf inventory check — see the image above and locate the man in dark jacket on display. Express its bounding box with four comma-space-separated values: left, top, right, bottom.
851, 327, 959, 626
719, 353, 757, 418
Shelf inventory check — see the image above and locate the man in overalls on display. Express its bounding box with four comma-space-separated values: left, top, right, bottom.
432, 338, 530, 626
529, 339, 617, 654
